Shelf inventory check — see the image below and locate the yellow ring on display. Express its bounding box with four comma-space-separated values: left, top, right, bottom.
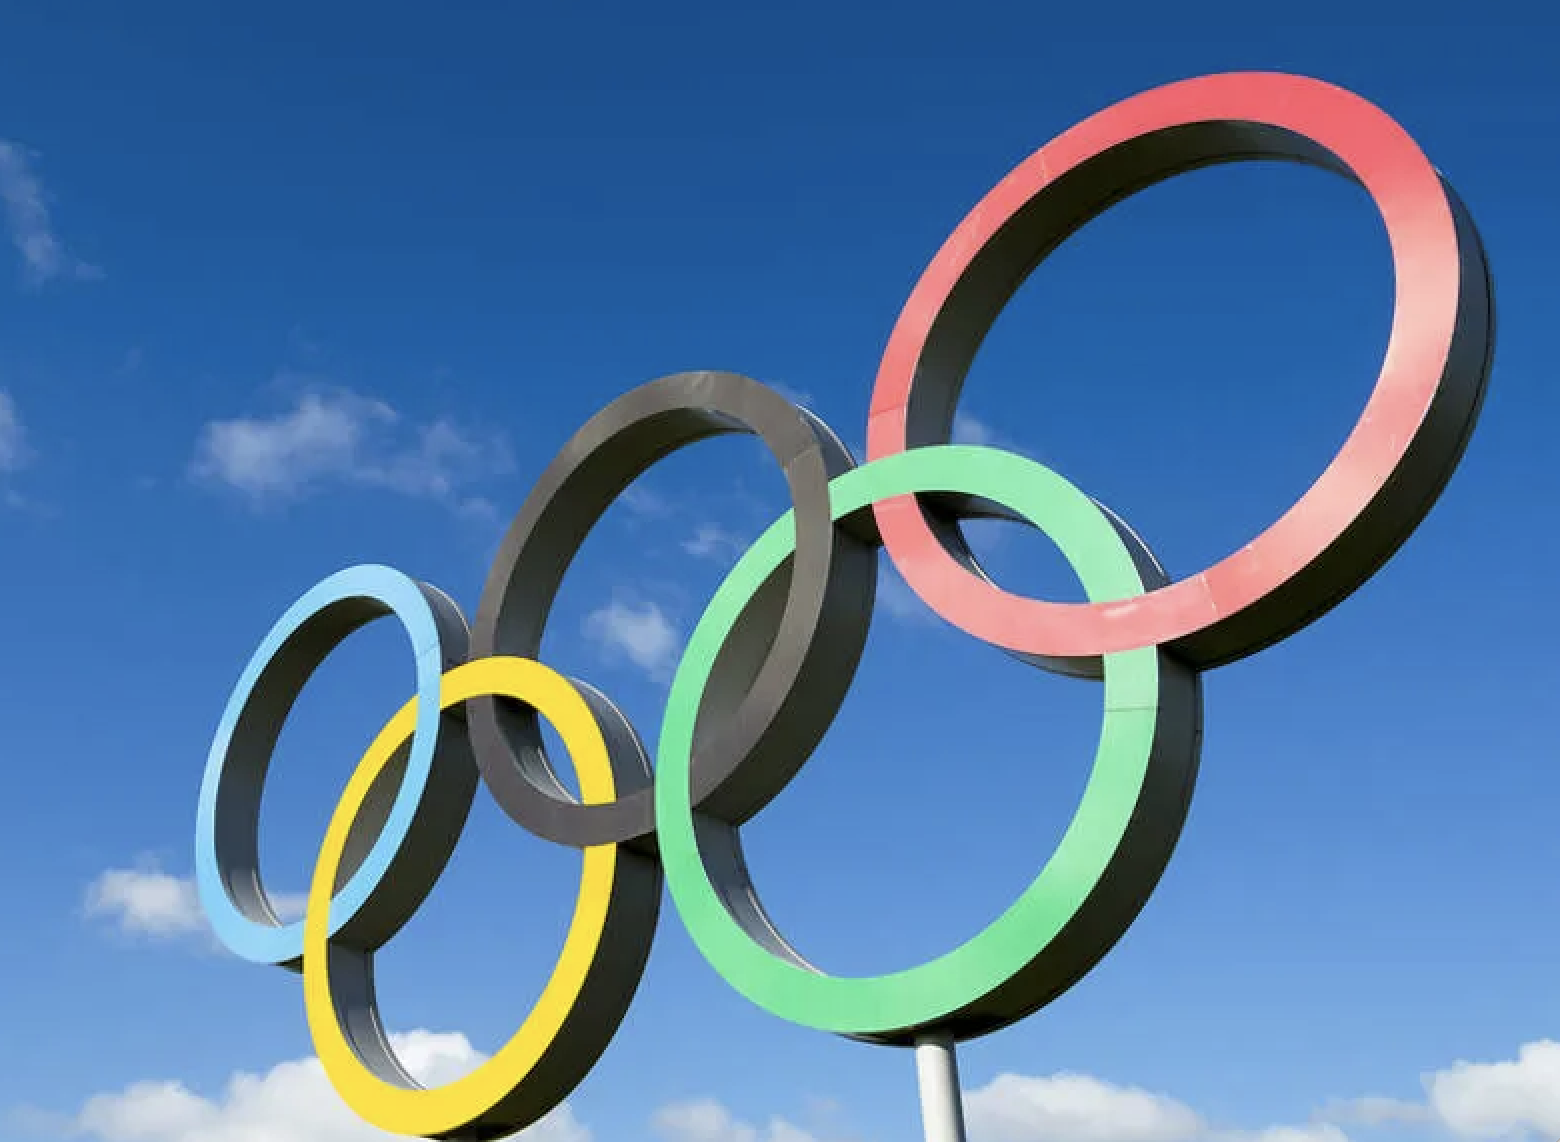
302, 656, 622, 1139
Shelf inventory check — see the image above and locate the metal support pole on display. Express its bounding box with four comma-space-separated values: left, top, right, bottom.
914, 1033, 968, 1142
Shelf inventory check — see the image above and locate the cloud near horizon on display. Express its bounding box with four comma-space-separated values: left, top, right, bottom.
34, 1033, 1560, 1142
55, 1031, 585, 1142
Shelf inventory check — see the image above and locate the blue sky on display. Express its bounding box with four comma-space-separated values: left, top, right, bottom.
4, 4, 1560, 1142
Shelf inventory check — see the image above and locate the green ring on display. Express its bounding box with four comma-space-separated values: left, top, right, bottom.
655, 445, 1167, 1038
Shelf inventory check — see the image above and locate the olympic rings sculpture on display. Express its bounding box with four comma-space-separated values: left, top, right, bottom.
194, 72, 1495, 1141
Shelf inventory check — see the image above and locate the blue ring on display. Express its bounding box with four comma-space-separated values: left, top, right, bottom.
194, 565, 451, 966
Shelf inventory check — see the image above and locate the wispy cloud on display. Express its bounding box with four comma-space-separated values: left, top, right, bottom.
682, 523, 747, 564
653, 1098, 834, 1142
1314, 1096, 1430, 1127
83, 859, 304, 945
583, 596, 680, 681
846, 409, 1005, 466
0, 141, 99, 285
875, 564, 936, 626
0, 390, 30, 473
191, 387, 511, 517
622, 484, 674, 518
953, 411, 1003, 448
768, 381, 815, 410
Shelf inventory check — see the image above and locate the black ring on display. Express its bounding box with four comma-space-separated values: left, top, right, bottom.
468, 371, 877, 850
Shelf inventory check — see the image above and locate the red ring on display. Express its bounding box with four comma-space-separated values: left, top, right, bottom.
865, 71, 1492, 669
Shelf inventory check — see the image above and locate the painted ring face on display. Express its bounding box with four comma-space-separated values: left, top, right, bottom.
865, 70, 1495, 671
468, 370, 877, 849
194, 565, 471, 968
656, 446, 1201, 1043
304, 658, 660, 1141
196, 72, 1492, 1142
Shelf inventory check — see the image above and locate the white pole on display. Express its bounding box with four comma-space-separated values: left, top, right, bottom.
914, 1033, 969, 1142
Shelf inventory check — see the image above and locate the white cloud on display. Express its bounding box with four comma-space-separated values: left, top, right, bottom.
876, 565, 935, 626
622, 484, 673, 518
67, 1031, 587, 1142
1420, 1039, 1560, 1139
953, 411, 998, 447
652, 1099, 824, 1142
84, 861, 304, 945
1232, 1129, 1349, 1142
0, 140, 99, 284
1315, 1096, 1430, 1127
964, 1073, 1354, 1142
191, 388, 510, 514
960, 1048, 1560, 1142
0, 390, 30, 472
583, 597, 680, 681
952, 411, 1036, 464
85, 865, 206, 938
1315, 1041, 1560, 1140
650, 1085, 1327, 1142
45, 1038, 1560, 1142
966, 1072, 1203, 1142
683, 523, 747, 563
844, 409, 1007, 467
655, 1099, 761, 1142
